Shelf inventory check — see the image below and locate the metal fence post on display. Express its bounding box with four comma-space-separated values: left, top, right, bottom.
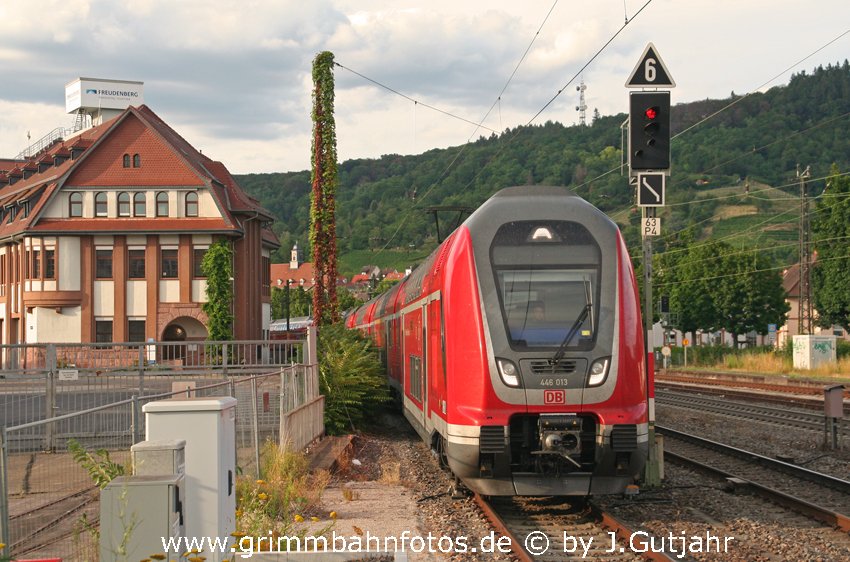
45, 345, 57, 452
0, 427, 10, 557
306, 326, 318, 367
223, 342, 229, 376
251, 377, 261, 478
131, 395, 141, 444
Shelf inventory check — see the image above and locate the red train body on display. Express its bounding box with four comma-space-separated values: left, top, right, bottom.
346, 186, 649, 495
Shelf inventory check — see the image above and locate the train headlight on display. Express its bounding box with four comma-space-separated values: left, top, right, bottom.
587, 357, 610, 387
496, 358, 521, 387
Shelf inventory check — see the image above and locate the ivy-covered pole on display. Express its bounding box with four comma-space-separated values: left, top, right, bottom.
202, 239, 234, 340
310, 51, 339, 326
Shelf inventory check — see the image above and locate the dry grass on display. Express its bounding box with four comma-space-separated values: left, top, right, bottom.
378, 460, 401, 485
341, 484, 360, 502
717, 352, 850, 379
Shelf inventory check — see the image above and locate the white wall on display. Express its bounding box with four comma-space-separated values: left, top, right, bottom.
29, 307, 82, 343
58, 237, 81, 291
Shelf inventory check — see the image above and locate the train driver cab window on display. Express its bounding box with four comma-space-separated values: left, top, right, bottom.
490, 221, 601, 350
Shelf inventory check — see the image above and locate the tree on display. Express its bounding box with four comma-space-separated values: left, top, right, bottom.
714, 251, 789, 343
812, 165, 850, 329
661, 240, 788, 343
202, 240, 234, 340
310, 51, 340, 326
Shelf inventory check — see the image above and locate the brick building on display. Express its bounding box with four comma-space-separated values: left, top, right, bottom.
0, 101, 277, 348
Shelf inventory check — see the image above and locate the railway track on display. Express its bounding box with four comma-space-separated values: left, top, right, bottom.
657, 371, 850, 400
656, 388, 849, 437
658, 425, 850, 532
474, 495, 679, 561
9, 486, 99, 556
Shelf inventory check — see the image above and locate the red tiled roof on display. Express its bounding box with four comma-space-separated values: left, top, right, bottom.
271, 262, 316, 288
0, 104, 276, 246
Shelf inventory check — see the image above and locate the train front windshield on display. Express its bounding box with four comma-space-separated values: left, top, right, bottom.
490, 221, 601, 350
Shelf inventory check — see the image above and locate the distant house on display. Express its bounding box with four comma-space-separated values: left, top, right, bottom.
271, 243, 316, 289
778, 261, 848, 347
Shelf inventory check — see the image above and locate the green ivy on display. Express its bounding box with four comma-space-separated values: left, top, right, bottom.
202, 240, 234, 340
310, 51, 340, 326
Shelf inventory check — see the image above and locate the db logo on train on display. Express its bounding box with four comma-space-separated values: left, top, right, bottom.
543, 389, 566, 404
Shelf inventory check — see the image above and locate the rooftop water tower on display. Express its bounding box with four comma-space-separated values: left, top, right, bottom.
65, 77, 144, 128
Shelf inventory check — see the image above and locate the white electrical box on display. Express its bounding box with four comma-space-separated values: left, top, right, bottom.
143, 397, 237, 561
792, 334, 837, 370
132, 439, 186, 476
100, 474, 184, 561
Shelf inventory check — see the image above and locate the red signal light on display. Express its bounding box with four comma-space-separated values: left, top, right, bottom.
645, 106, 658, 120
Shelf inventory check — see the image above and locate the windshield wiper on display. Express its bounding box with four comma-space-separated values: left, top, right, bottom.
550, 304, 592, 365
550, 279, 594, 365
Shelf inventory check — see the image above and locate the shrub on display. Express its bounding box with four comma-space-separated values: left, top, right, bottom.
318, 324, 390, 434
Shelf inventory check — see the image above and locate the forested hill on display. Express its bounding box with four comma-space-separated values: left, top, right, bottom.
237, 62, 850, 269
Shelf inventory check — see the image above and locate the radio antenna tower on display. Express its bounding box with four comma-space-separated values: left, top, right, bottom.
575, 79, 588, 126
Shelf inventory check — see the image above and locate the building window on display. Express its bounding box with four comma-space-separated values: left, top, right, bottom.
185, 192, 199, 217
32, 249, 41, 279
95, 192, 108, 217
128, 249, 146, 279
133, 153, 141, 168
156, 192, 169, 217
133, 192, 146, 216
123, 154, 131, 168
118, 192, 131, 217
161, 248, 178, 278
69, 192, 83, 217
45, 249, 55, 279
128, 319, 146, 344
95, 320, 113, 343
193, 247, 207, 278
96, 249, 113, 279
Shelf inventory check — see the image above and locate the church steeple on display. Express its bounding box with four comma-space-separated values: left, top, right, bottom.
290, 242, 302, 269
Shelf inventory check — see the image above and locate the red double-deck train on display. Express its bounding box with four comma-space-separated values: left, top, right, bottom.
346, 186, 650, 495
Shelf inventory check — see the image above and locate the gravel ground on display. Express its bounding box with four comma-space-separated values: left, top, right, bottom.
311, 405, 850, 561
321, 412, 517, 562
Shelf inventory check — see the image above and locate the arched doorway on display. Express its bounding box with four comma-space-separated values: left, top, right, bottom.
161, 317, 208, 361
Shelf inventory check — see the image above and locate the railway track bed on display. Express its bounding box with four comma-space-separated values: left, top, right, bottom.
658, 425, 850, 532
656, 388, 849, 437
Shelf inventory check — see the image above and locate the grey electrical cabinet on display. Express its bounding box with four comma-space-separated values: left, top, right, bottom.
131, 439, 186, 476
100, 474, 184, 561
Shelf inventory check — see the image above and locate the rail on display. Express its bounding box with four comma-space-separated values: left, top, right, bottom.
658, 425, 850, 532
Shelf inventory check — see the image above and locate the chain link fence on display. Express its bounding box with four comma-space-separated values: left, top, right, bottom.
0, 333, 322, 561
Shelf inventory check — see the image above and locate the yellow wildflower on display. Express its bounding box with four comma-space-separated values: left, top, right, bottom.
258, 492, 268, 501
329, 511, 337, 519
256, 479, 266, 485
231, 531, 246, 538
294, 514, 304, 522
235, 509, 243, 518
151, 555, 167, 561
311, 516, 320, 522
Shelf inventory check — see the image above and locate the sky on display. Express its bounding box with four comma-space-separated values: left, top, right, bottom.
1, 1, 849, 175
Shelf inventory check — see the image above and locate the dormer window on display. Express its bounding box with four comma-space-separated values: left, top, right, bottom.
69, 192, 83, 217
185, 192, 198, 217
156, 192, 169, 217
123, 154, 131, 168
133, 154, 141, 168
95, 192, 108, 217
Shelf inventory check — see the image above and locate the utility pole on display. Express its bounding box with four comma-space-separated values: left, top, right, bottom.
798, 165, 813, 334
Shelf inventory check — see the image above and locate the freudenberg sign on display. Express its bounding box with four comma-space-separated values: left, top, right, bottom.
65, 78, 144, 113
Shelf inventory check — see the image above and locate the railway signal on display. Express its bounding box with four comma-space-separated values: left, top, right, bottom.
630, 91, 671, 172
